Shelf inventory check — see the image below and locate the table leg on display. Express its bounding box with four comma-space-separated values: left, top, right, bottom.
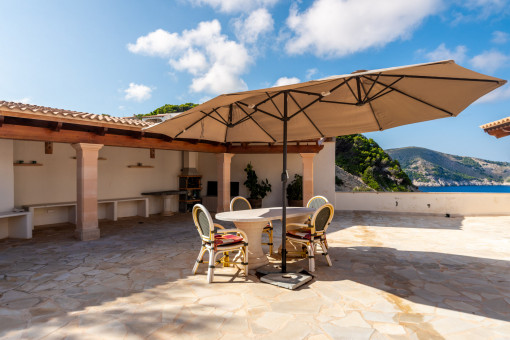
234, 221, 269, 269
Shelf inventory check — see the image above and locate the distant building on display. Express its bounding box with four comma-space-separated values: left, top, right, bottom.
141, 113, 181, 124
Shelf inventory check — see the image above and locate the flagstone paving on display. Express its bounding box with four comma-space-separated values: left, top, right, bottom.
0, 211, 509, 339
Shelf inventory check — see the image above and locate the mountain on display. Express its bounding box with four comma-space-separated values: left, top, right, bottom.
335, 135, 416, 192
386, 147, 510, 187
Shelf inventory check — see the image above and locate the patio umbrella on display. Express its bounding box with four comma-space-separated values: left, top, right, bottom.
146, 60, 506, 272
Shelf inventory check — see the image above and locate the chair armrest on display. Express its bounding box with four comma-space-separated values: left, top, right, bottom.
215, 228, 248, 241
214, 223, 225, 229
286, 223, 310, 229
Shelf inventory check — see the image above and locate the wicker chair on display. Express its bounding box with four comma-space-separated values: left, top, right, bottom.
306, 195, 329, 209
286, 203, 334, 272
230, 196, 274, 254
192, 204, 248, 283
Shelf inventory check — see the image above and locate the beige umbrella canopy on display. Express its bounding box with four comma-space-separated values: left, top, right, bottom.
147, 60, 506, 143
146, 60, 505, 273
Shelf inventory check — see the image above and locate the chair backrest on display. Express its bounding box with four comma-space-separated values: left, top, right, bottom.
307, 195, 329, 210
192, 204, 214, 241
230, 196, 252, 211
310, 203, 334, 233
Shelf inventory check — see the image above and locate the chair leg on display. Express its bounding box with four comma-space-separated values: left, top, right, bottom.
268, 228, 274, 254
192, 246, 207, 274
320, 240, 332, 267
207, 249, 215, 283
243, 246, 249, 276
308, 242, 315, 272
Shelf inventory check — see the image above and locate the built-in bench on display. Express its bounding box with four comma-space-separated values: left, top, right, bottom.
97, 197, 149, 222
23, 197, 149, 230
0, 211, 32, 239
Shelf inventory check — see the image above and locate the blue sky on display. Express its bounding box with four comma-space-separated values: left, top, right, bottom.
1, 0, 509, 161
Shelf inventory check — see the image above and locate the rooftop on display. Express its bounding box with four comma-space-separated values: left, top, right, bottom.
0, 101, 152, 129
480, 116, 510, 138
1, 211, 509, 339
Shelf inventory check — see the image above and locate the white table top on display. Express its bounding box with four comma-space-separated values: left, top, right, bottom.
216, 207, 315, 223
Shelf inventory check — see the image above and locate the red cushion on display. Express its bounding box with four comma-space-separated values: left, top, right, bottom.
214, 234, 244, 246
287, 228, 312, 240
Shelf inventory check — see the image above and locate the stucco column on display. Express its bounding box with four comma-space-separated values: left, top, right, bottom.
72, 143, 103, 241
300, 153, 316, 206
216, 153, 235, 213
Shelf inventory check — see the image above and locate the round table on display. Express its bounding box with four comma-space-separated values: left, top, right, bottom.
215, 207, 315, 269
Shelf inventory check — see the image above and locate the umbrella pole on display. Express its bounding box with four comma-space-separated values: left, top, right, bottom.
281, 91, 288, 273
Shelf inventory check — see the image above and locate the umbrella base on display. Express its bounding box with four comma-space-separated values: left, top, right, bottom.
260, 272, 313, 290
256, 264, 314, 290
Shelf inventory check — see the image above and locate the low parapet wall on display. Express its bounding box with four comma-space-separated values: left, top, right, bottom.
335, 192, 510, 216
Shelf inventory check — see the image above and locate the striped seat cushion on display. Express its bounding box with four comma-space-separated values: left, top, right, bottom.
214, 234, 244, 246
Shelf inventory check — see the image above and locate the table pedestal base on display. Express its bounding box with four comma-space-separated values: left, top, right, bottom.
233, 221, 270, 269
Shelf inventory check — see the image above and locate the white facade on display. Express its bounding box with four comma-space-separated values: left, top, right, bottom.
1, 140, 336, 229
1, 138, 508, 237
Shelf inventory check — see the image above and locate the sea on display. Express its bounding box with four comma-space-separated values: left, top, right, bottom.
419, 185, 510, 193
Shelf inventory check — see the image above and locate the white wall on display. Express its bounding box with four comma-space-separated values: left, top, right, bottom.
198, 141, 336, 211
335, 192, 510, 216
0, 139, 14, 238
13, 141, 182, 226
0, 139, 14, 211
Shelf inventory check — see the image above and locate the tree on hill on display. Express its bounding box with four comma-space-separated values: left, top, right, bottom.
335, 134, 415, 192
135, 103, 198, 119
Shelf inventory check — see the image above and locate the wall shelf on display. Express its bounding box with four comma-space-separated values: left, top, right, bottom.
71, 157, 107, 160
128, 165, 154, 168
14, 163, 43, 166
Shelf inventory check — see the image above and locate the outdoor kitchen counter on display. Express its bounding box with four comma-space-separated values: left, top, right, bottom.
216, 207, 315, 269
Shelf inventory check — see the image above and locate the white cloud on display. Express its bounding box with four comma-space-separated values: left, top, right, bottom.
169, 48, 208, 75
458, 0, 508, 19
423, 43, 468, 63
12, 97, 31, 104
127, 29, 186, 57
477, 84, 510, 103
128, 20, 251, 95
492, 31, 509, 44
124, 83, 153, 102
234, 8, 274, 44
470, 50, 509, 73
189, 0, 279, 13
273, 76, 301, 87
285, 0, 441, 58
306, 68, 318, 80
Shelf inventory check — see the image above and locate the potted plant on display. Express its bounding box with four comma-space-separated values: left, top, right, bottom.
287, 174, 303, 207
243, 162, 271, 208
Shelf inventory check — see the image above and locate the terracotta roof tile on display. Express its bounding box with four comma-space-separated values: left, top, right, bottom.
480, 116, 510, 130
0, 101, 153, 129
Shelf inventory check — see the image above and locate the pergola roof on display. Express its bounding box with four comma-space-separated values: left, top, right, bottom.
0, 100, 323, 154
480, 116, 510, 138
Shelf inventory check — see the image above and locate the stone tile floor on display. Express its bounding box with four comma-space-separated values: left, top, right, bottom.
0, 211, 509, 339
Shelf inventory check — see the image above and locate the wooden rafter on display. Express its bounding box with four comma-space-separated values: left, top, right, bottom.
0, 123, 324, 154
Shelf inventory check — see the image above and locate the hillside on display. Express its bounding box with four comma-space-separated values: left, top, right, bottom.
386, 147, 510, 187
335, 135, 416, 192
